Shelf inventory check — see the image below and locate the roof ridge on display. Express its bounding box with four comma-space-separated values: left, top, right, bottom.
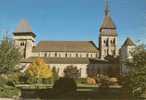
39, 40, 93, 42
122, 37, 135, 47
33, 41, 98, 52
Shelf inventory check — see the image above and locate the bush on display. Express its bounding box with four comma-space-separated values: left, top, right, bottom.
0, 85, 20, 98
25, 58, 52, 84
76, 78, 87, 84
87, 77, 96, 85
0, 76, 20, 97
53, 77, 77, 92
97, 74, 110, 88
64, 65, 80, 79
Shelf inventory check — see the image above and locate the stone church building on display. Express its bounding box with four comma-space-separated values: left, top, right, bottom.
13, 1, 135, 78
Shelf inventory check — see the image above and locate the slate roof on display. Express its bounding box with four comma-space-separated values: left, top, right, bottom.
32, 41, 99, 52
122, 37, 135, 47
21, 57, 109, 64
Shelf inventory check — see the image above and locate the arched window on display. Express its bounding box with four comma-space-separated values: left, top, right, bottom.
104, 40, 106, 44
20, 42, 25, 46
113, 38, 115, 44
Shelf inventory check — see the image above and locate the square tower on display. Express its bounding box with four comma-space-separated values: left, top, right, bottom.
13, 19, 36, 58
99, 0, 118, 59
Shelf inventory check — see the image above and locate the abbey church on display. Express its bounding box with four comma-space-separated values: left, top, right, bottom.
13, 1, 135, 78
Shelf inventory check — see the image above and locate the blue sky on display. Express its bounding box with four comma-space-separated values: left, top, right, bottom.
0, 0, 146, 47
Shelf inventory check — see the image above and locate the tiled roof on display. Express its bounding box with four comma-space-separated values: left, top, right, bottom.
21, 57, 109, 64
32, 41, 99, 52
100, 15, 116, 29
15, 19, 32, 33
13, 19, 36, 37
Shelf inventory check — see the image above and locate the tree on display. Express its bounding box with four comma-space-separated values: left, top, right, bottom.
63, 65, 80, 79
125, 44, 146, 96
26, 58, 52, 83
0, 36, 22, 97
0, 37, 22, 74
53, 77, 77, 93
104, 55, 120, 64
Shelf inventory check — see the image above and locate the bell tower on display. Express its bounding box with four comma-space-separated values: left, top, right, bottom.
13, 19, 36, 58
99, 0, 118, 59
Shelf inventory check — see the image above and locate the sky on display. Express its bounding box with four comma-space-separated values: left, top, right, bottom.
0, 0, 146, 47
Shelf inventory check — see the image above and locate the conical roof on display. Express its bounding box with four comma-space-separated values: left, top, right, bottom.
122, 37, 135, 47
100, 15, 116, 29
15, 19, 32, 33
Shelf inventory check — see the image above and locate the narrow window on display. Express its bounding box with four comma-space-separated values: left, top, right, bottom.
86, 53, 89, 58
44, 52, 47, 57
76, 53, 78, 57
104, 40, 106, 44
65, 53, 67, 57
55, 52, 57, 57
20, 42, 25, 46
106, 39, 109, 47
113, 38, 115, 44
110, 40, 112, 44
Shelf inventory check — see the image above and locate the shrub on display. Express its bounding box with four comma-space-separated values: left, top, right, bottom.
76, 78, 87, 84
53, 77, 77, 92
87, 77, 96, 85
25, 58, 53, 84
63, 65, 80, 79
0, 75, 20, 97
97, 74, 110, 88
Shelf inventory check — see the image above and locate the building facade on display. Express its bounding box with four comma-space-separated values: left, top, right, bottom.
13, 0, 135, 78
120, 38, 136, 75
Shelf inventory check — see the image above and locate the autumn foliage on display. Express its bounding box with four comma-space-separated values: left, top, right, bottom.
26, 58, 52, 79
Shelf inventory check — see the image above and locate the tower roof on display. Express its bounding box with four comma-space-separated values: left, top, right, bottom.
13, 19, 36, 37
100, 15, 116, 29
122, 37, 135, 47
100, 0, 116, 30
15, 19, 32, 33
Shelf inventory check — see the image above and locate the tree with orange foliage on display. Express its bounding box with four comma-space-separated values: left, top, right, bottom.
26, 58, 52, 83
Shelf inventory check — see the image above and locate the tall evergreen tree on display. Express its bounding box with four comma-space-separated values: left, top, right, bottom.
0, 36, 22, 97
0, 36, 22, 74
